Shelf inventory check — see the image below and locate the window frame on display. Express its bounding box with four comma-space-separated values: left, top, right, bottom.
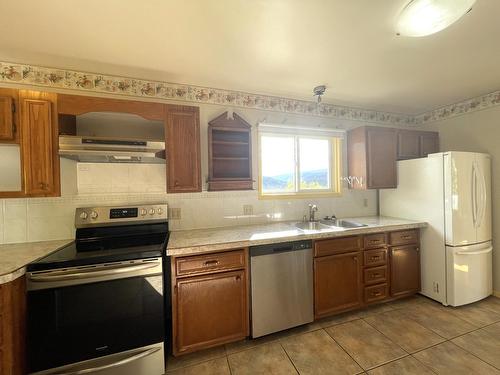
258, 132, 342, 199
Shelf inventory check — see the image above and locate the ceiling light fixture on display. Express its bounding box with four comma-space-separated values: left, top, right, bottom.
313, 85, 326, 104
396, 0, 476, 37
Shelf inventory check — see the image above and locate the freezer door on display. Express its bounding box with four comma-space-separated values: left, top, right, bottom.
444, 152, 477, 246
446, 242, 492, 306
474, 153, 492, 243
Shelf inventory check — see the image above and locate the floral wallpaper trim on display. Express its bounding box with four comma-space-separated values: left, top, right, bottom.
0, 61, 415, 126
414, 90, 500, 124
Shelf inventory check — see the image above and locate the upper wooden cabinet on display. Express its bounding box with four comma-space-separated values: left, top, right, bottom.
166, 105, 202, 193
20, 91, 60, 197
208, 112, 252, 191
397, 130, 439, 160
0, 94, 15, 141
348, 126, 398, 189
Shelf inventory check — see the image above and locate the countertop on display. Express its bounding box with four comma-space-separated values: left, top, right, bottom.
0, 239, 73, 284
167, 216, 427, 256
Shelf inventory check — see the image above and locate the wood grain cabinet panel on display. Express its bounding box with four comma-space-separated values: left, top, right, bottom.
364, 248, 388, 267
174, 269, 248, 355
397, 130, 420, 160
347, 126, 397, 189
0, 276, 26, 375
389, 230, 419, 246
175, 250, 246, 277
419, 131, 439, 157
166, 105, 201, 193
364, 265, 388, 285
364, 283, 388, 304
0, 95, 14, 141
390, 245, 421, 298
314, 251, 363, 318
314, 236, 362, 257
19, 91, 60, 197
364, 233, 387, 249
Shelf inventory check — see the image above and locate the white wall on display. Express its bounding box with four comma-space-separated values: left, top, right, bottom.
0, 92, 380, 244
421, 105, 500, 293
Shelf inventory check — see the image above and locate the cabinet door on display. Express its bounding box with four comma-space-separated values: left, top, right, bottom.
0, 95, 15, 140
390, 245, 421, 297
420, 132, 439, 157
174, 270, 248, 355
21, 97, 59, 196
366, 127, 397, 188
397, 130, 420, 160
166, 105, 201, 193
314, 251, 363, 318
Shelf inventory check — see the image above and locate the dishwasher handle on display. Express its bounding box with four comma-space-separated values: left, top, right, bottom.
250, 240, 312, 257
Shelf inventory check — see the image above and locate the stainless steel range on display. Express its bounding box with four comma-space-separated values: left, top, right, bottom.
26, 204, 169, 375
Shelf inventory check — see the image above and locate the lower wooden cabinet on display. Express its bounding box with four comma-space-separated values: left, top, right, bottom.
314, 251, 363, 318
172, 250, 249, 355
0, 276, 26, 375
390, 245, 421, 297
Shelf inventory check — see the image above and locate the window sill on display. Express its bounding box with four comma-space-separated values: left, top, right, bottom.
258, 191, 343, 200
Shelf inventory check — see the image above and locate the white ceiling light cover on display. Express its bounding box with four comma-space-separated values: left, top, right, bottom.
397, 0, 476, 37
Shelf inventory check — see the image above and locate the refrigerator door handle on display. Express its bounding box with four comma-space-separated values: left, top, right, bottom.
471, 163, 477, 227
476, 162, 487, 228
456, 246, 492, 256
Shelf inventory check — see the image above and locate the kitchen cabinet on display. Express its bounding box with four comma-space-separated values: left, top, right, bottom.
20, 91, 60, 197
166, 105, 202, 193
314, 250, 363, 318
208, 112, 253, 191
0, 93, 15, 141
397, 130, 439, 160
172, 249, 248, 355
0, 276, 26, 375
347, 126, 398, 189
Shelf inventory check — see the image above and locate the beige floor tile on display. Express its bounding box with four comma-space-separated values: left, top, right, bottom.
452, 328, 500, 369
318, 303, 394, 329
484, 321, 500, 336
448, 303, 500, 327
166, 345, 227, 371
477, 296, 500, 314
367, 356, 434, 375
228, 342, 297, 375
166, 357, 231, 375
326, 319, 407, 370
388, 294, 428, 310
364, 309, 445, 353
402, 302, 477, 339
282, 330, 363, 375
225, 322, 320, 355
413, 341, 499, 374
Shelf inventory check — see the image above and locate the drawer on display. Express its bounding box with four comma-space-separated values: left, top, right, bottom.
390, 230, 418, 246
364, 266, 387, 285
364, 233, 387, 249
175, 249, 246, 277
314, 236, 362, 257
364, 248, 388, 267
364, 283, 388, 304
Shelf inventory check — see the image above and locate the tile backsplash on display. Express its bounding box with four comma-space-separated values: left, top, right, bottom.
0, 161, 377, 244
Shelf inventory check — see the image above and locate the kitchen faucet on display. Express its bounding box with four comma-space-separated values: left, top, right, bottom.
308, 204, 318, 222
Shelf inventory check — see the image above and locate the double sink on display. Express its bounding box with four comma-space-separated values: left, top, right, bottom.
294, 219, 368, 231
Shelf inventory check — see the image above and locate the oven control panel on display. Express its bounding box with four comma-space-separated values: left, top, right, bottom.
75, 204, 168, 227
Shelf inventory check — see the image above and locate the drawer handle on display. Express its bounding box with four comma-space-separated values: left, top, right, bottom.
235, 275, 241, 281
401, 235, 413, 240
368, 240, 381, 244
371, 291, 382, 297
204, 260, 219, 266
370, 256, 380, 261
371, 273, 381, 278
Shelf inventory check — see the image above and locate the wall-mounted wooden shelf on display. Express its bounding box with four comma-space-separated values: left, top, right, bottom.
208, 112, 252, 191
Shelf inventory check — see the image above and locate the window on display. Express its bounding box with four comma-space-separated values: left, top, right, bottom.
259, 129, 342, 198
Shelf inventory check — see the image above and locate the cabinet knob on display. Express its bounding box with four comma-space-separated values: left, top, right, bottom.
235, 275, 241, 281
353, 256, 358, 262
174, 180, 180, 187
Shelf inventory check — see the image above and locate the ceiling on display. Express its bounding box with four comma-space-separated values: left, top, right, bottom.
0, 0, 499, 114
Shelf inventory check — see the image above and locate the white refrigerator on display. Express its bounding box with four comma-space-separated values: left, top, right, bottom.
380, 151, 492, 306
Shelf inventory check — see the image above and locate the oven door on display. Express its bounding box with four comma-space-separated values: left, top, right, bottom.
27, 258, 164, 373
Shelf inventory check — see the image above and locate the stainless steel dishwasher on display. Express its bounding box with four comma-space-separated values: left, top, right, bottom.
250, 240, 314, 338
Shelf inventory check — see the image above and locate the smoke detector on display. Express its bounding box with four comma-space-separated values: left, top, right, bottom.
313, 85, 326, 104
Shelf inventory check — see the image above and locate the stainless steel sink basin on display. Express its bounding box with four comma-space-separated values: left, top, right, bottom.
319, 219, 368, 229
294, 221, 331, 231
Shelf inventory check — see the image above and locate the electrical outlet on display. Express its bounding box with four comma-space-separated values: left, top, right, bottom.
170, 208, 181, 220
243, 204, 253, 216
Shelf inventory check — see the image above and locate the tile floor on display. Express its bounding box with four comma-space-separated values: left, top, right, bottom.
166, 295, 500, 374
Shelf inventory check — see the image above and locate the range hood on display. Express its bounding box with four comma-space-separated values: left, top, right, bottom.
59, 135, 166, 164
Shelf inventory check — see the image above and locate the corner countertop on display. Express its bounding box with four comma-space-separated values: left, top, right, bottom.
0, 239, 73, 284
167, 216, 427, 256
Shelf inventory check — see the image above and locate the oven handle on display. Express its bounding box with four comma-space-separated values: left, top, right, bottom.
29, 261, 161, 283
53, 346, 161, 375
